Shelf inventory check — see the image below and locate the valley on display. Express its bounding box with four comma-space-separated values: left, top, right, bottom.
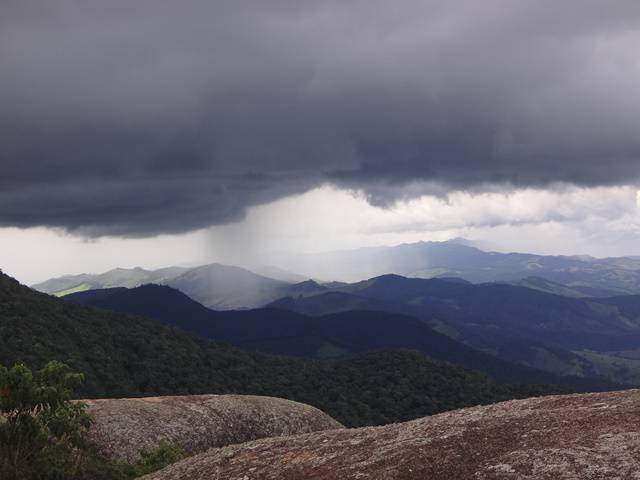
8, 243, 640, 478
44, 243, 640, 389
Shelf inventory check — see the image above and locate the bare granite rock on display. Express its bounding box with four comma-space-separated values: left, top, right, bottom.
84, 394, 343, 463
143, 389, 640, 480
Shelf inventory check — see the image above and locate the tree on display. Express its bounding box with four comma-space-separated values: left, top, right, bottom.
0, 361, 93, 480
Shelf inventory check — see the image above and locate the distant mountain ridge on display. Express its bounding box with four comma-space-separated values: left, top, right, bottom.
32, 266, 190, 297
272, 274, 640, 349
165, 264, 289, 309
499, 276, 623, 298
272, 240, 640, 293
33, 240, 640, 385
269, 274, 640, 385
33, 240, 640, 308
32, 263, 304, 310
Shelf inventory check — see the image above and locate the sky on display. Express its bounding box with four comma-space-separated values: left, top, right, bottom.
5, 184, 640, 284
3, 1, 640, 284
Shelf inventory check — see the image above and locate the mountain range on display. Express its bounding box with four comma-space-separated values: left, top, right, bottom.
29, 239, 640, 386
32, 263, 295, 310
33, 240, 640, 309
66, 282, 618, 390
272, 239, 640, 293
0, 270, 566, 427
269, 274, 640, 385
65, 273, 640, 386
271, 274, 640, 348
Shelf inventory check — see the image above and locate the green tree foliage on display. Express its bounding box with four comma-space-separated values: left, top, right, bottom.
0, 361, 92, 480
0, 360, 184, 480
132, 441, 185, 477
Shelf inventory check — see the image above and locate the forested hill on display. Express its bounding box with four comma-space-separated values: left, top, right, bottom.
0, 271, 565, 427
67, 283, 618, 390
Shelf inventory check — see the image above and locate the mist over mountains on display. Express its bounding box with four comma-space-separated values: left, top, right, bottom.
33, 240, 640, 304
10, 237, 640, 476
33, 263, 288, 310
271, 239, 640, 290
0, 269, 565, 428
29, 239, 640, 389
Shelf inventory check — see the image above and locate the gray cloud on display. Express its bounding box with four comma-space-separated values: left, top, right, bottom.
2, 0, 640, 236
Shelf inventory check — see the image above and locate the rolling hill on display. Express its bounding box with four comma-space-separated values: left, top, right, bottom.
0, 270, 566, 427
268, 274, 640, 385
31, 266, 189, 296
500, 276, 623, 298
32, 263, 303, 309
66, 283, 617, 390
273, 274, 640, 350
271, 239, 640, 293
164, 263, 290, 309
33, 240, 640, 315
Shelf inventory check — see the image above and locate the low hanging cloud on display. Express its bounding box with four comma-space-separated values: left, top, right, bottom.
2, 0, 640, 236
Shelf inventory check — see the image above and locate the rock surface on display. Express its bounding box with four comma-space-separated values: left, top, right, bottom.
84, 394, 343, 462
144, 389, 640, 480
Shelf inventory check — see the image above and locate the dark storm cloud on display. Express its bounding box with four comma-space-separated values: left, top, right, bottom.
2, 0, 640, 236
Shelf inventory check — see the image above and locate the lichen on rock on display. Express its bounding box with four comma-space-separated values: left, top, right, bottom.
84, 394, 343, 463
142, 389, 640, 480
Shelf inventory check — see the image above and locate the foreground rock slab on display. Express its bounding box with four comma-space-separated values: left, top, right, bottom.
144, 389, 640, 480
84, 394, 342, 463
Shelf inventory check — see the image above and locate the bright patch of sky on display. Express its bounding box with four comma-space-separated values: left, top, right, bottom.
3, 185, 640, 284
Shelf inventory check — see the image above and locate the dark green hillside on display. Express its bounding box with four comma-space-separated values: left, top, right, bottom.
268, 290, 403, 316
279, 275, 640, 351
504, 276, 622, 298
267, 275, 640, 385
0, 271, 566, 426
67, 284, 618, 389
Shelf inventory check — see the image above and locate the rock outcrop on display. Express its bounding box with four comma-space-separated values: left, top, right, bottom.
84, 394, 342, 463
144, 389, 640, 480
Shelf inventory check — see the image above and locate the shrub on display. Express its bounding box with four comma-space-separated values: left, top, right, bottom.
0, 361, 92, 480
133, 441, 185, 476
0, 361, 187, 479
